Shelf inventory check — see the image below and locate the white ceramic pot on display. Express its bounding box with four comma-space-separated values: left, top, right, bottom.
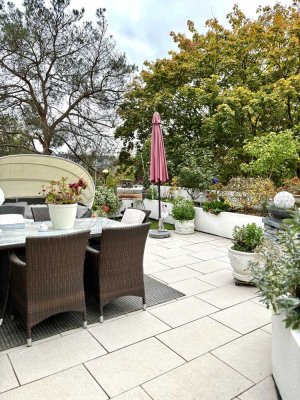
48, 203, 77, 230
272, 313, 300, 400
228, 246, 258, 282
174, 219, 195, 234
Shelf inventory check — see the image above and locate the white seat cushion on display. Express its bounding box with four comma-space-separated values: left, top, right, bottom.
0, 214, 24, 224
121, 209, 145, 225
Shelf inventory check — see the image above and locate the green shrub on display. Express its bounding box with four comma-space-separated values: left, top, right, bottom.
232, 223, 264, 253
251, 212, 300, 329
171, 197, 195, 221
202, 199, 231, 215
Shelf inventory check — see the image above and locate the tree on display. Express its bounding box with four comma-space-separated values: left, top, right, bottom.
241, 130, 300, 183
116, 3, 300, 181
0, 0, 134, 165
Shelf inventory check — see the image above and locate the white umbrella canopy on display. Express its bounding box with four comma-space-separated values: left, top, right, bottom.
0, 154, 95, 208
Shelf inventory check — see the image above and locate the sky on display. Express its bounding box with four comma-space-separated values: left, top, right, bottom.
13, 0, 293, 69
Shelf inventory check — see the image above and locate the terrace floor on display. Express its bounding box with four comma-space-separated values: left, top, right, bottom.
0, 231, 277, 400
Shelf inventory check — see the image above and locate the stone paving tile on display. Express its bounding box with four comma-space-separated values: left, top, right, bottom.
216, 255, 231, 264
150, 247, 193, 258
142, 353, 253, 400
0, 355, 19, 394
180, 233, 220, 243
88, 312, 170, 352
85, 338, 184, 398
188, 259, 229, 274
261, 323, 272, 334
168, 278, 215, 296
143, 261, 171, 274
0, 365, 108, 400
196, 284, 258, 309
158, 254, 201, 268
148, 296, 218, 328
211, 301, 271, 334
197, 269, 234, 287
157, 239, 193, 249
191, 248, 229, 260
212, 329, 272, 383
112, 387, 152, 400
156, 316, 240, 361
183, 242, 228, 253
150, 267, 203, 283
9, 330, 106, 385
143, 253, 164, 263
238, 376, 278, 400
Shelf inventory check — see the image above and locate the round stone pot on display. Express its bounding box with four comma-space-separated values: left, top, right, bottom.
228, 245, 258, 283
48, 203, 77, 229
174, 219, 195, 234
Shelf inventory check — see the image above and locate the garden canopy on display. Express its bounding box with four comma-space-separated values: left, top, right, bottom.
0, 154, 95, 208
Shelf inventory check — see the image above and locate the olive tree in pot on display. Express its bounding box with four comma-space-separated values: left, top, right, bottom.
171, 197, 195, 234
228, 223, 264, 284
251, 212, 300, 400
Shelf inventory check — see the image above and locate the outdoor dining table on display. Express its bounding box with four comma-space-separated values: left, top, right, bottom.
0, 217, 125, 325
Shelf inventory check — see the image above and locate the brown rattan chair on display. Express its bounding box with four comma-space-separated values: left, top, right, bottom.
85, 223, 150, 322
31, 206, 50, 222
0, 205, 25, 216
9, 230, 90, 346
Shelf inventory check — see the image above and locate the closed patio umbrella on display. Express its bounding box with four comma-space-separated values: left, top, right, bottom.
150, 112, 170, 237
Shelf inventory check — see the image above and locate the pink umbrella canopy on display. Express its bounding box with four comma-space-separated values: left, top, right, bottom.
150, 112, 169, 184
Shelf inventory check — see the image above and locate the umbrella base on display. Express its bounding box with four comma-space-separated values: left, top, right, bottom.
149, 229, 171, 239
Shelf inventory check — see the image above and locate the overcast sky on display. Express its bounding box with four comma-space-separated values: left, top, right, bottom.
14, 0, 293, 68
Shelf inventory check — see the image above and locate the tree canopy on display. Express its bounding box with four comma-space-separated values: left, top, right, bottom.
0, 0, 134, 165
116, 2, 300, 181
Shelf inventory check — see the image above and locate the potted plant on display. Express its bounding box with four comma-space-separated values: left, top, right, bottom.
40, 177, 87, 229
92, 186, 120, 217
228, 223, 264, 284
171, 197, 195, 234
251, 212, 300, 400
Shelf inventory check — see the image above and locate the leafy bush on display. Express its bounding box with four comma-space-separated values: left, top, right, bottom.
202, 199, 231, 215
232, 223, 264, 253
178, 156, 215, 200
93, 186, 120, 216
241, 130, 299, 183
251, 212, 300, 329
145, 186, 158, 200
171, 197, 195, 221
279, 176, 300, 195
224, 177, 276, 213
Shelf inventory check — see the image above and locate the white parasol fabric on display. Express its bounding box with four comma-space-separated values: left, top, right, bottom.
0, 154, 95, 208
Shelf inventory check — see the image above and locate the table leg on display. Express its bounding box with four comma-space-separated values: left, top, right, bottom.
0, 250, 10, 325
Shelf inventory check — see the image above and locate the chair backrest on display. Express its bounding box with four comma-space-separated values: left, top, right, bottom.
25, 230, 90, 302
0, 205, 25, 216
121, 208, 150, 225
98, 223, 150, 295
31, 206, 50, 222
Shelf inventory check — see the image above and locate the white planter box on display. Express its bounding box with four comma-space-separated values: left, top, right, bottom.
194, 208, 263, 239
143, 199, 174, 224
272, 313, 300, 400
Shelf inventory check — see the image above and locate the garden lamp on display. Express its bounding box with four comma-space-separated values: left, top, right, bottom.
102, 169, 109, 185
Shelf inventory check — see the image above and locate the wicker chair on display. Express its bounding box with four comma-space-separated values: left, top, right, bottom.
85, 223, 150, 322
121, 208, 151, 224
9, 230, 90, 346
31, 206, 50, 222
0, 205, 25, 216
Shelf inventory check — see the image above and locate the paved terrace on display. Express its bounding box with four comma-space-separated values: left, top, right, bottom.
0, 231, 277, 400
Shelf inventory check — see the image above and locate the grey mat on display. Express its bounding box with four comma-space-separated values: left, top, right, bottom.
0, 276, 184, 351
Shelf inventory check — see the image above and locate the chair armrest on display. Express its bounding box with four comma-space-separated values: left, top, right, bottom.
86, 245, 99, 256
9, 253, 26, 269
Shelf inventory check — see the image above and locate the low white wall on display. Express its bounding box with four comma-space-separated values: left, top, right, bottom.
130, 199, 264, 239
194, 208, 263, 239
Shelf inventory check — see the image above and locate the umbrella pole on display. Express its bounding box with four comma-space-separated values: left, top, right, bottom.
158, 181, 161, 220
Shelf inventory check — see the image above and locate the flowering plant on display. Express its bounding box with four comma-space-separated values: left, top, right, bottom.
279, 177, 300, 195
92, 186, 120, 217
40, 177, 87, 204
